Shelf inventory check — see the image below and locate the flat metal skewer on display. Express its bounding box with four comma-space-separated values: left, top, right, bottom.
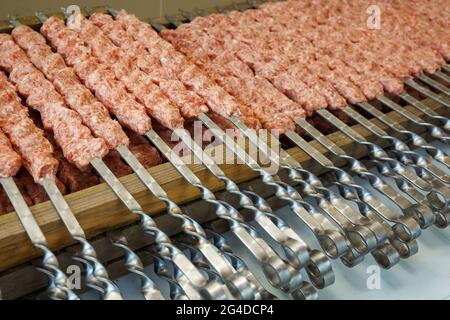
434, 71, 450, 84
40, 175, 123, 300
108, 231, 164, 300
198, 113, 390, 267
405, 79, 450, 108
175, 128, 335, 288
0, 177, 79, 300
417, 75, 450, 97
145, 129, 308, 296
377, 96, 450, 143
316, 109, 437, 229
356, 101, 450, 170
397, 92, 450, 131
34, 11, 225, 299
205, 228, 273, 300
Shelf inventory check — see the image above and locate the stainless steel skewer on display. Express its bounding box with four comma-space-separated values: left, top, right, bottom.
417, 75, 450, 97
365, 209, 418, 260
205, 227, 273, 300
150, 253, 204, 300
176, 241, 235, 299
316, 109, 437, 229
108, 231, 165, 300
397, 92, 450, 131
35, 11, 225, 300
434, 71, 450, 84
40, 175, 123, 300
377, 96, 450, 143
0, 177, 79, 300
356, 102, 450, 170
343, 106, 450, 222
145, 129, 306, 295
175, 128, 335, 288
405, 79, 450, 108
198, 113, 388, 265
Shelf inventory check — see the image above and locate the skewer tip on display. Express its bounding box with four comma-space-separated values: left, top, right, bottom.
60, 7, 70, 19
106, 7, 119, 17
150, 18, 165, 32
35, 11, 48, 22
8, 15, 21, 28
83, 6, 93, 16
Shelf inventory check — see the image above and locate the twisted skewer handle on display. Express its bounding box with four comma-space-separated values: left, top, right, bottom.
108, 231, 164, 300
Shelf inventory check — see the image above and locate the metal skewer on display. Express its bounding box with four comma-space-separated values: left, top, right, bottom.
176, 241, 235, 300
145, 129, 308, 296
377, 96, 450, 143
434, 71, 450, 84
35, 11, 228, 300
405, 79, 450, 108
397, 92, 450, 131
205, 227, 273, 300
0, 177, 78, 300
154, 11, 402, 268
316, 109, 437, 228
342, 106, 450, 219
108, 231, 165, 300
356, 102, 450, 170
416, 75, 450, 97
40, 175, 123, 300
150, 252, 204, 300
175, 128, 335, 288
